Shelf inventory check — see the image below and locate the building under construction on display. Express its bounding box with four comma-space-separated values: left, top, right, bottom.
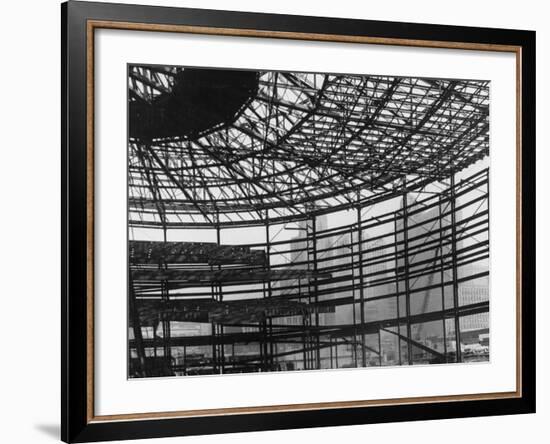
127, 65, 490, 378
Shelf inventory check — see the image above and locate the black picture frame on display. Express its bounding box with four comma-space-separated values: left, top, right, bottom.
62, 1, 536, 442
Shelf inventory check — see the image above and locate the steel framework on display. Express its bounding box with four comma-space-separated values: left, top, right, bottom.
127, 65, 490, 377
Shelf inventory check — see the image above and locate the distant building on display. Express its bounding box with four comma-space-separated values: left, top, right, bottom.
459, 285, 489, 331
396, 199, 445, 342
395, 194, 489, 359
362, 237, 397, 323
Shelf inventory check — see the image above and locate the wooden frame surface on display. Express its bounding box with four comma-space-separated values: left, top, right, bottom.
62, 1, 536, 442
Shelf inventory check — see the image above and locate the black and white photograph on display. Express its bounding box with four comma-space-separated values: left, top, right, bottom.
0, 0, 542, 442
127, 65, 490, 378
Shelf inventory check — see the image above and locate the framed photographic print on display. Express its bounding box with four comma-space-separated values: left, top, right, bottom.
61, 1, 536, 442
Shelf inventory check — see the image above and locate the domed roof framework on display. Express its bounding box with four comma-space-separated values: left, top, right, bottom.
128, 65, 489, 229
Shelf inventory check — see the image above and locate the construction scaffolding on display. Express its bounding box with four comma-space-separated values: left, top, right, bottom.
127, 65, 490, 377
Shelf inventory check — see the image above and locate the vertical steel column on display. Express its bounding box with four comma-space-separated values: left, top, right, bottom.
153, 325, 157, 359
393, 215, 402, 366
161, 280, 171, 373
262, 319, 268, 371
215, 222, 225, 373
438, 195, 448, 361
378, 328, 383, 366
220, 326, 225, 374
302, 314, 308, 370
258, 320, 264, 371
211, 321, 217, 373
161, 223, 171, 374
402, 180, 413, 365
265, 214, 274, 370
210, 215, 220, 373
329, 337, 333, 368
449, 173, 462, 362
305, 221, 313, 370
356, 202, 367, 367
349, 227, 358, 368
310, 215, 321, 369
209, 260, 216, 373
183, 345, 186, 376
299, 278, 307, 371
